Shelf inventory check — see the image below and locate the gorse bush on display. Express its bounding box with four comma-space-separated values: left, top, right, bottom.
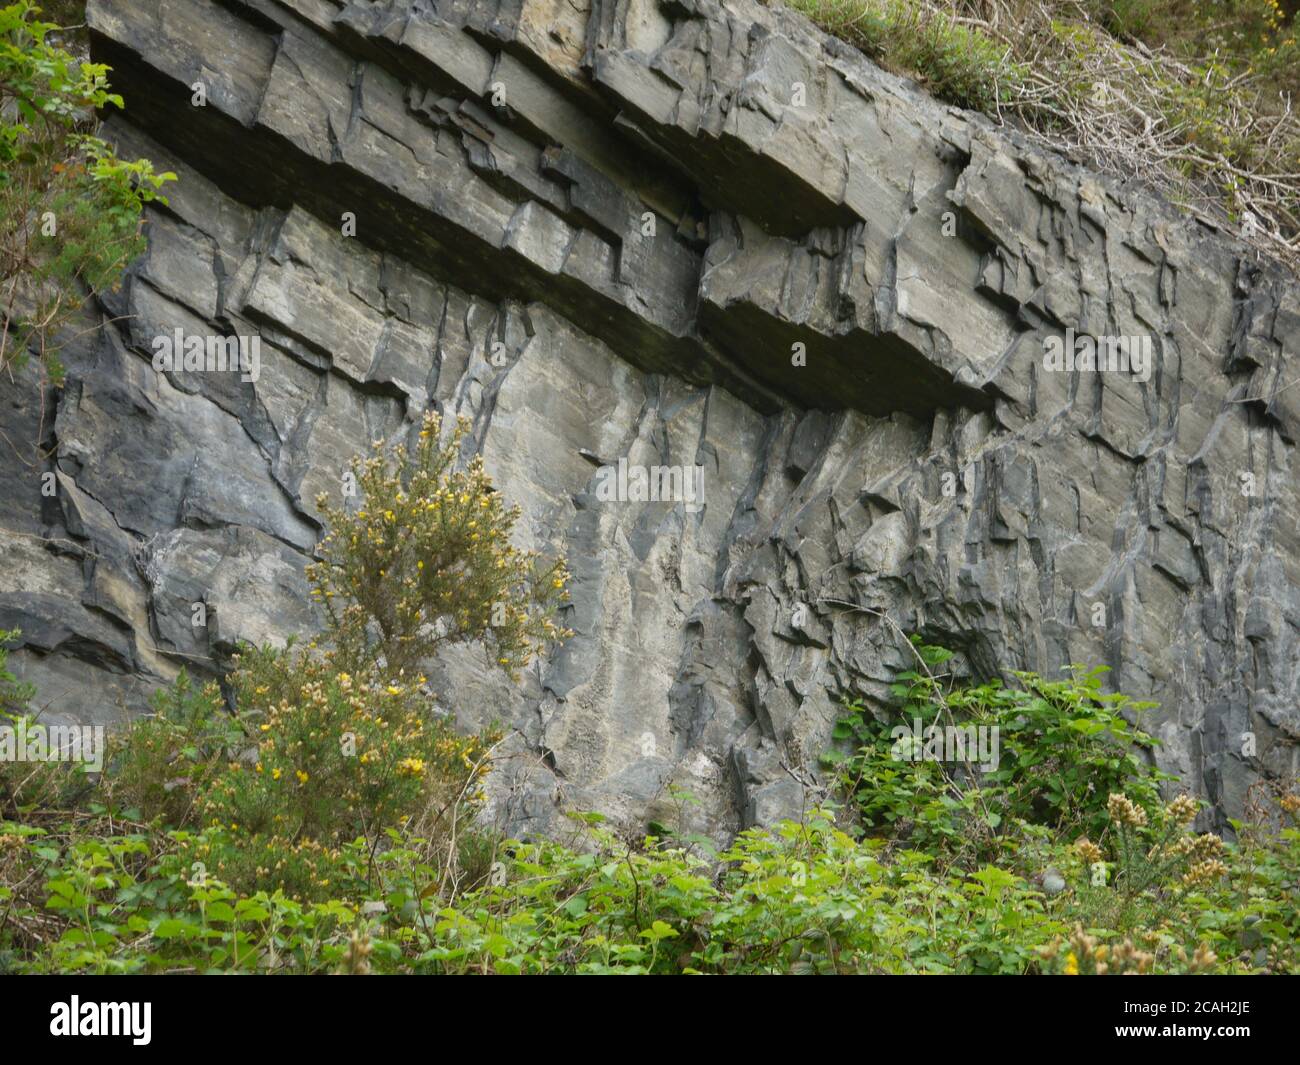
95, 413, 570, 901
1037, 787, 1298, 974
308, 411, 572, 678
98, 655, 492, 902
0, 1, 173, 387
26, 413, 572, 910
190, 646, 497, 899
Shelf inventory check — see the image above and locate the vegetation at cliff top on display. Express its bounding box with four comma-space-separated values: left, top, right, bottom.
782, 0, 1300, 268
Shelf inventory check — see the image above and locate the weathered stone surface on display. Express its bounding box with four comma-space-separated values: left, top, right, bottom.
1, 0, 1296, 840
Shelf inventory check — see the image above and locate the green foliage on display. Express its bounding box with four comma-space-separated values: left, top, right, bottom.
100, 670, 238, 829
191, 645, 496, 899
1, 616, 1296, 973
4, 791, 1295, 974
826, 639, 1170, 858
1036, 788, 1298, 974
0, 2, 174, 385
308, 411, 572, 678
88, 421, 560, 904
783, 0, 1024, 111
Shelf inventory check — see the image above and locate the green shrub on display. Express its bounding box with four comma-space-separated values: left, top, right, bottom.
189, 645, 497, 899
308, 411, 571, 678
0, 1, 174, 386
825, 640, 1170, 858
89, 413, 573, 901
101, 670, 236, 828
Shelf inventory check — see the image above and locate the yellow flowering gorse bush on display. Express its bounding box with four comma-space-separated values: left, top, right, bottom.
194, 645, 498, 899
308, 411, 572, 678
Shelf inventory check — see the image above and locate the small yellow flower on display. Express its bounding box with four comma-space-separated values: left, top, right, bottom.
1107, 793, 1147, 828
1063, 951, 1079, 975
1074, 838, 1103, 865
296, 770, 309, 784
1166, 794, 1199, 825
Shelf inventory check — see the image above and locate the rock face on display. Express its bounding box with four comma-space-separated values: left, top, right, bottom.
2, 0, 1297, 840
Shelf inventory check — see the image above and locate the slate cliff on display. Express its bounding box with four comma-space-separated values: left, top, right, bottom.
2, 0, 1297, 840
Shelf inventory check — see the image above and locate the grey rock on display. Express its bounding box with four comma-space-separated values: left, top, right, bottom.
0, 0, 1295, 843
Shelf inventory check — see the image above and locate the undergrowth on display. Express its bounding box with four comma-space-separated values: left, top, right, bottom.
2, 629, 1296, 974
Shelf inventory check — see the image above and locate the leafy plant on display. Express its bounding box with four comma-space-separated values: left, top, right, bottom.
825, 639, 1171, 858
101, 670, 239, 828
0, 1, 174, 388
